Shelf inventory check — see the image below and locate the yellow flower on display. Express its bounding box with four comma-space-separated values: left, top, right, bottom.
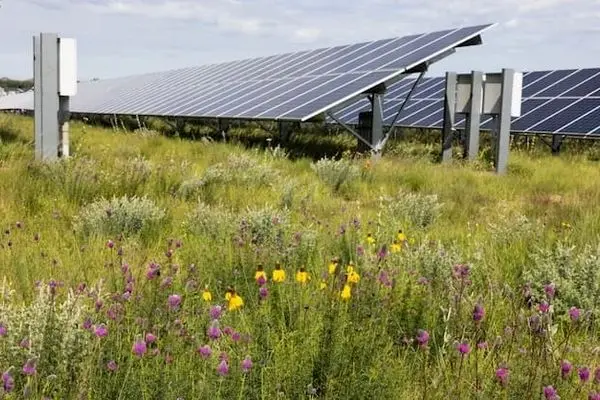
366, 233, 375, 245
346, 264, 360, 284
255, 264, 267, 283
319, 281, 327, 290
397, 230, 407, 242
272, 263, 286, 283
295, 267, 310, 284
202, 288, 212, 302
328, 259, 338, 275
225, 286, 234, 301
390, 240, 402, 253
340, 284, 351, 300
228, 291, 244, 311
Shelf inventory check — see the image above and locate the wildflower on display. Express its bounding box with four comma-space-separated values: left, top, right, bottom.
561, 360, 572, 378
227, 289, 244, 311
319, 281, 327, 290
272, 263, 286, 283
145, 333, 157, 344
346, 264, 360, 284
477, 341, 488, 350
378, 270, 392, 288
496, 367, 509, 387
366, 233, 375, 245
94, 324, 108, 338
589, 392, 600, 400
259, 286, 269, 300
168, 294, 182, 310
569, 306, 580, 321
397, 229, 407, 242
376, 246, 387, 260
473, 303, 485, 323
22, 359, 36, 376
198, 345, 212, 359
416, 329, 429, 348
255, 264, 267, 285
231, 331, 241, 342
543, 386, 559, 400
241, 356, 253, 373
132, 339, 147, 357
217, 359, 229, 376
295, 267, 310, 284
146, 262, 160, 280
544, 283, 556, 299
340, 284, 352, 300
390, 240, 402, 253
452, 264, 470, 280
207, 321, 222, 340
202, 288, 212, 302
161, 277, 173, 289
2, 370, 14, 393
579, 367, 591, 383
328, 258, 338, 275
0, 323, 6, 337
106, 360, 118, 372
538, 301, 550, 313
457, 342, 470, 356
210, 305, 223, 320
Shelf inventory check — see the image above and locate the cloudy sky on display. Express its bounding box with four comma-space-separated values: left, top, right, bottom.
0, 0, 598, 81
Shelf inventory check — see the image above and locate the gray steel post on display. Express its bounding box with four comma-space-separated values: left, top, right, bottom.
33, 35, 42, 160
465, 71, 483, 160
495, 69, 515, 174
371, 92, 384, 156
58, 96, 70, 157
442, 72, 457, 163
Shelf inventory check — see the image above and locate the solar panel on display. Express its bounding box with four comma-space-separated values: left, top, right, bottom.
332, 68, 600, 137
0, 24, 493, 122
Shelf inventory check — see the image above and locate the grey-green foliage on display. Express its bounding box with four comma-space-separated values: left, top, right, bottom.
523, 242, 600, 316
178, 154, 280, 200
73, 195, 166, 237
310, 156, 360, 193
239, 205, 290, 248
183, 201, 237, 239
486, 202, 537, 243
379, 189, 443, 229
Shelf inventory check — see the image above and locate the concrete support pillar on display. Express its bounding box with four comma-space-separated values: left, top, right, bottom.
441, 72, 457, 163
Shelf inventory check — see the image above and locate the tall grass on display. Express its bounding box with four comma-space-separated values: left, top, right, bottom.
1, 113, 600, 399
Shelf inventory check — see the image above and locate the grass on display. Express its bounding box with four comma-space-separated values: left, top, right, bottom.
1, 112, 600, 399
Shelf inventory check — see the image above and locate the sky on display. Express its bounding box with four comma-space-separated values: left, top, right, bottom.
0, 0, 599, 81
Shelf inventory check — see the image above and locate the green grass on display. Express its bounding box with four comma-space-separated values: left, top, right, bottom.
1, 113, 600, 399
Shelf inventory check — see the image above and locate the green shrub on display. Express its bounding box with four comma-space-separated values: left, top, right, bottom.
379, 189, 443, 229
183, 201, 237, 239
311, 156, 360, 193
73, 195, 166, 238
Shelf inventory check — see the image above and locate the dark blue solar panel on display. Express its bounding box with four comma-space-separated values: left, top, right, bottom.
385, 78, 419, 99
561, 70, 600, 97
511, 99, 574, 131
522, 70, 577, 97
398, 100, 442, 125
535, 69, 600, 97
527, 99, 600, 132
276, 71, 393, 119
561, 106, 600, 134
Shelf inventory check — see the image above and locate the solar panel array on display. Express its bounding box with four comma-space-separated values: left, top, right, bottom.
0, 24, 492, 122
333, 68, 600, 137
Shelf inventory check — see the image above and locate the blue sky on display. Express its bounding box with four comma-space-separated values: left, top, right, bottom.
0, 0, 598, 80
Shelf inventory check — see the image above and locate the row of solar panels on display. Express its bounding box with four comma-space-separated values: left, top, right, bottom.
332, 68, 600, 137
0, 24, 492, 122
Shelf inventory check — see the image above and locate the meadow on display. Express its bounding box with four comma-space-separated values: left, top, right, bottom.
1, 113, 600, 399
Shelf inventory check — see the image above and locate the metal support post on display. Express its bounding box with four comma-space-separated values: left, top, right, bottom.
495, 69, 516, 175
58, 96, 70, 157
464, 71, 483, 160
441, 72, 457, 163
371, 92, 384, 157
551, 134, 564, 155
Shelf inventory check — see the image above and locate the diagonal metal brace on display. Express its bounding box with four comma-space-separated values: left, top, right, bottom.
326, 110, 376, 151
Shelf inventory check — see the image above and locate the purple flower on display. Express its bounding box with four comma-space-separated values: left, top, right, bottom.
106, 360, 118, 372
378, 271, 392, 288
416, 329, 429, 348
231, 331, 241, 342
259, 286, 269, 299
217, 359, 229, 376
145, 333, 157, 343
168, 294, 182, 310
473, 303, 485, 322
146, 263, 160, 280
161, 277, 173, 289
22, 359, 36, 376
452, 264, 471, 280
83, 318, 92, 331
561, 360, 572, 378
495, 367, 509, 387
589, 392, 600, 400
106, 240, 114, 249
210, 305, 223, 320
569, 307, 581, 321
538, 301, 550, 313
477, 341, 488, 350
241, 356, 253, 373
457, 342, 470, 356
94, 324, 108, 338
543, 386, 559, 400
579, 367, 591, 383
132, 339, 147, 357
19, 338, 30, 349
2, 370, 14, 393
198, 345, 212, 359
223, 326, 234, 336
0, 323, 7, 336
256, 275, 266, 286
544, 283, 556, 299
207, 322, 222, 340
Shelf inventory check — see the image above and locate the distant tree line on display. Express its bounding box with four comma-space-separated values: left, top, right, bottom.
0, 78, 33, 91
